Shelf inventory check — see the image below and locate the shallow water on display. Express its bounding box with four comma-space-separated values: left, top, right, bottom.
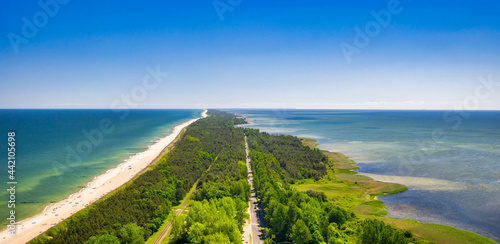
0, 109, 201, 226
228, 109, 500, 241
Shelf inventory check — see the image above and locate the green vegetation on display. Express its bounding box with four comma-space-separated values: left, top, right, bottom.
170, 197, 247, 243
30, 110, 248, 244
358, 219, 409, 244
29, 111, 497, 244
246, 129, 419, 244
85, 234, 120, 244
379, 218, 498, 244
168, 111, 250, 243
295, 138, 407, 215
294, 138, 496, 244
81, 223, 145, 244
291, 219, 312, 244
247, 129, 328, 180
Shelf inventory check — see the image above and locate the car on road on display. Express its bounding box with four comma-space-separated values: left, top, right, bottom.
242, 235, 245, 241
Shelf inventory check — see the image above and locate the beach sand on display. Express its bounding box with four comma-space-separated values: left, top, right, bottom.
0, 110, 207, 243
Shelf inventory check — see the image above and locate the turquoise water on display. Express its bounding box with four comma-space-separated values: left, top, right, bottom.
228, 109, 500, 242
0, 109, 201, 226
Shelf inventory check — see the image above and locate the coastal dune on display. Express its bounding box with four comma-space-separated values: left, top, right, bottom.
0, 110, 208, 243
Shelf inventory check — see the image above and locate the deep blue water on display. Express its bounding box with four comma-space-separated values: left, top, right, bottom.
0, 109, 201, 226
228, 109, 500, 242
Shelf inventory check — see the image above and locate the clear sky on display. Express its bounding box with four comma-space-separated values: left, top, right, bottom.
1, 0, 500, 109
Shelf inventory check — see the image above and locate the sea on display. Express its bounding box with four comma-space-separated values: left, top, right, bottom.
228, 109, 500, 242
0, 109, 202, 227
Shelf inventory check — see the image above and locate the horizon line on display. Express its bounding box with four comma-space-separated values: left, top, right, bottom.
1, 108, 500, 112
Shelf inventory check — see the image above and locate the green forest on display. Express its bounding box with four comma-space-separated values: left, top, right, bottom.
245, 128, 420, 244
29, 110, 248, 244
169, 111, 251, 243
30, 110, 430, 244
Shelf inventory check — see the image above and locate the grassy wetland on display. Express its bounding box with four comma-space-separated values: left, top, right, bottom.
294, 138, 497, 244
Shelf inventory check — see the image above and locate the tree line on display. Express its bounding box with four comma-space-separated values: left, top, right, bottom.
29, 110, 248, 244
29, 110, 424, 244
246, 128, 419, 244
169, 111, 251, 243
245, 128, 328, 181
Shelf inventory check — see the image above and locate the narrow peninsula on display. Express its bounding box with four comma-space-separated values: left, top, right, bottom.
25, 111, 496, 244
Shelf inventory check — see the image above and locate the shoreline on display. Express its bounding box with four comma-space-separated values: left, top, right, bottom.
234, 112, 497, 243
0, 110, 207, 243
235, 117, 253, 127
296, 137, 497, 244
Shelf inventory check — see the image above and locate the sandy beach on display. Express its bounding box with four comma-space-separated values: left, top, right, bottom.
0, 110, 207, 243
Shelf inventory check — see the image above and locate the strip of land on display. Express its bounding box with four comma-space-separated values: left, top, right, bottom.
151, 183, 197, 244
15, 111, 496, 244
295, 138, 497, 244
0, 110, 207, 244
243, 135, 265, 244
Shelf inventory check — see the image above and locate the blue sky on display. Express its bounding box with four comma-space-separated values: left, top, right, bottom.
1, 0, 500, 109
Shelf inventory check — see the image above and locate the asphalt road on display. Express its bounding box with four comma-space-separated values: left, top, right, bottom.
245, 135, 265, 244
